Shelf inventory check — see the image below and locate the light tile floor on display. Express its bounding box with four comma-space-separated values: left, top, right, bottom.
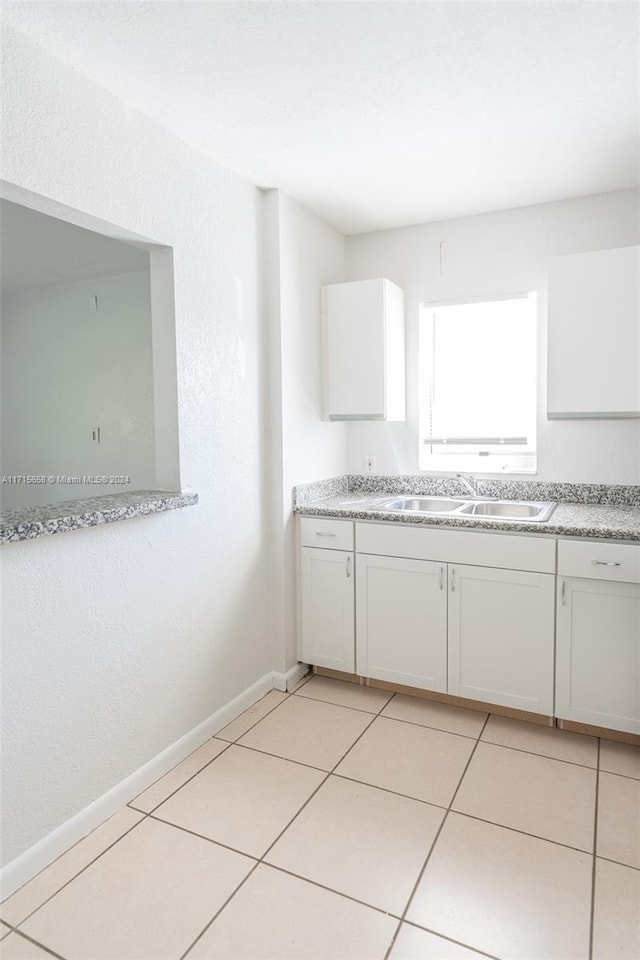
1, 677, 639, 960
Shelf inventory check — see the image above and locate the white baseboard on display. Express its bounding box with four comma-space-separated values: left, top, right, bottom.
0, 672, 275, 900
272, 661, 310, 692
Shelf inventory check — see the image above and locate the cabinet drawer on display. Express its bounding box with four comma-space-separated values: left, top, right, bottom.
558, 539, 640, 584
300, 517, 354, 550
356, 522, 555, 574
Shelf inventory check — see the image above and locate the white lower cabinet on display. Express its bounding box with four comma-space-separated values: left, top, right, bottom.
356, 554, 447, 691
447, 564, 556, 714
298, 514, 638, 732
300, 546, 355, 673
556, 577, 640, 735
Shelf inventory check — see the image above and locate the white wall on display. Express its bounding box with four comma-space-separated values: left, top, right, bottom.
265, 190, 347, 674
2, 270, 156, 508
1, 25, 273, 866
346, 190, 640, 483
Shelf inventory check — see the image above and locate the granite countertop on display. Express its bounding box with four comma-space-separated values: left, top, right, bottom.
0, 490, 198, 543
293, 477, 640, 542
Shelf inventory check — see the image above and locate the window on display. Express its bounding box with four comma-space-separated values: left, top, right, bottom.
419, 294, 537, 474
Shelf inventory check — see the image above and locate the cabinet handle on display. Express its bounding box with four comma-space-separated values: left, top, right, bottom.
591, 560, 621, 567
346, 556, 351, 578
316, 531, 336, 538
451, 567, 455, 592
439, 566, 444, 591
561, 580, 568, 606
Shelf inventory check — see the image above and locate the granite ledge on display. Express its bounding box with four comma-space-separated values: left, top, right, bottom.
292, 477, 640, 542
293, 475, 640, 507
294, 495, 640, 541
0, 490, 199, 544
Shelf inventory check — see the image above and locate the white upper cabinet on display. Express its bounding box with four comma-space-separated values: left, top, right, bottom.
547, 245, 640, 418
322, 278, 405, 420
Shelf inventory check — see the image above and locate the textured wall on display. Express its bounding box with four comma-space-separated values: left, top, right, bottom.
1, 26, 272, 865
271, 191, 347, 673
345, 190, 640, 483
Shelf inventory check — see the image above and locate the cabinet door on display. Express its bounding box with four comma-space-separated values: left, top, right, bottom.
322, 278, 405, 421
300, 547, 354, 672
548, 245, 640, 418
448, 565, 555, 713
356, 554, 447, 691
556, 577, 640, 735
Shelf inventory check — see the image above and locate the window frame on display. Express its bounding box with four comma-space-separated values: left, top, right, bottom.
418, 292, 538, 475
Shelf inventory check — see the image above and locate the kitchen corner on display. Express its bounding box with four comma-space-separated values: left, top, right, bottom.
294, 473, 640, 743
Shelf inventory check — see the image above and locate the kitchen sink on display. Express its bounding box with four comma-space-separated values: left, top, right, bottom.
379, 496, 556, 522
381, 497, 467, 514
459, 500, 557, 521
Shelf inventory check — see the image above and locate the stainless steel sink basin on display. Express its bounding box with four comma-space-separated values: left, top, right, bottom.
379, 496, 556, 522
459, 500, 557, 521
381, 497, 467, 514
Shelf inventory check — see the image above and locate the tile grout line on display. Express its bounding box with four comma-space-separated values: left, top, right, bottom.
595, 854, 640, 873
293, 689, 395, 717
178, 701, 384, 959
3, 814, 147, 932
287, 672, 313, 694
331, 770, 451, 811
144, 762, 607, 884
232, 738, 342, 773
176, 860, 262, 960
126, 687, 300, 812
131, 705, 604, 822
247, 860, 406, 922
295, 692, 604, 771
477, 736, 600, 771
421, 809, 598, 858
589, 738, 601, 960
383, 712, 492, 960
330, 770, 602, 856
373, 711, 482, 743
143, 741, 640, 879
596, 766, 640, 783
142, 811, 437, 928
147, 812, 261, 861
400, 919, 501, 960
216, 686, 296, 743
128, 740, 233, 815
3, 926, 69, 959
375, 689, 396, 715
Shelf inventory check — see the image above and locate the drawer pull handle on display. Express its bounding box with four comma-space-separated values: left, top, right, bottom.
591, 560, 621, 567
315, 532, 337, 538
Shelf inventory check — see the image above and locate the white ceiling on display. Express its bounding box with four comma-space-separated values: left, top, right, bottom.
1, 200, 149, 294
3, 1, 639, 234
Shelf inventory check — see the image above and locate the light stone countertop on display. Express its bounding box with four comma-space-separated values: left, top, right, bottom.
0, 490, 198, 543
293, 478, 640, 542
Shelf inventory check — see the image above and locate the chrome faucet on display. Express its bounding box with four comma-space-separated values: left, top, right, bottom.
456, 474, 478, 498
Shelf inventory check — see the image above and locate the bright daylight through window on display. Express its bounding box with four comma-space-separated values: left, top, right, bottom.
419, 294, 537, 473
